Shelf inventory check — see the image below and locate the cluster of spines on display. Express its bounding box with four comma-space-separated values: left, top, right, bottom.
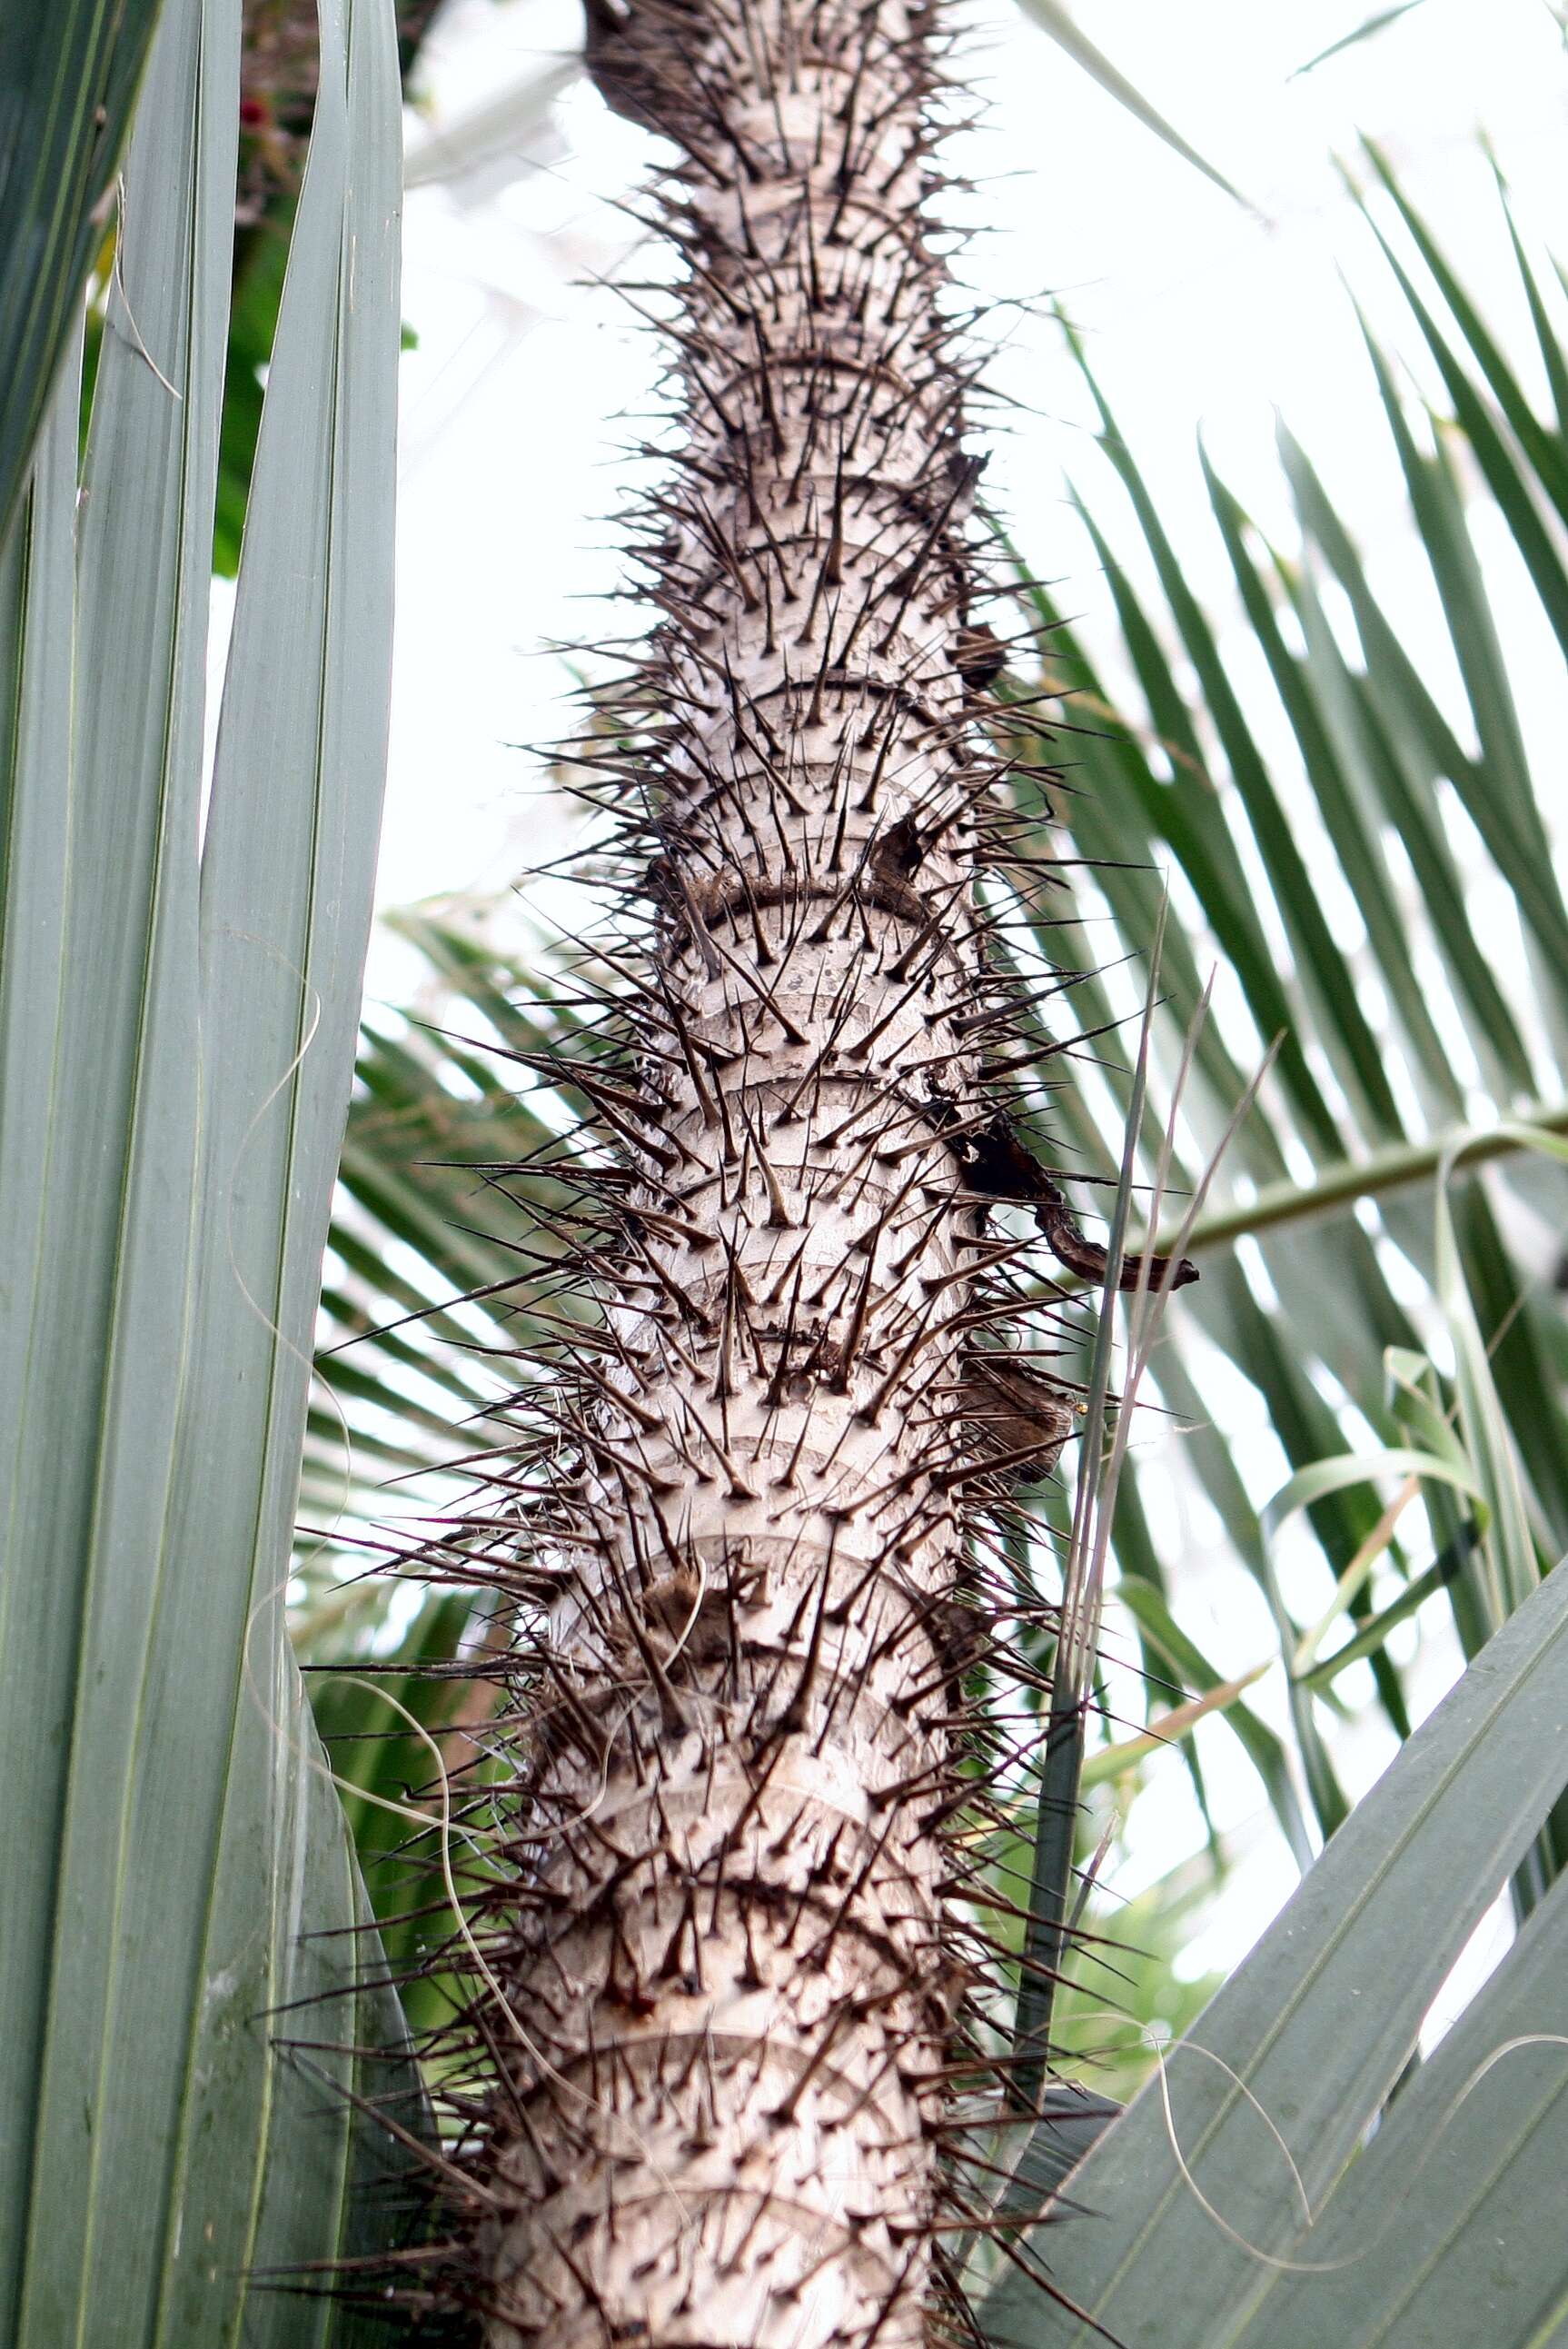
325, 2, 1162, 2343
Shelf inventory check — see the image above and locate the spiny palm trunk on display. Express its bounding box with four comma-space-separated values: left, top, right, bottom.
459, 2, 1083, 2341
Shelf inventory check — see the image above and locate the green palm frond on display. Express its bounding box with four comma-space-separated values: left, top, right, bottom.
986, 160, 1568, 1852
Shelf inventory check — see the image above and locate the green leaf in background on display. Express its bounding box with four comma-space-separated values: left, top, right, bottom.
1009, 0, 1251, 209
0, 0, 413, 2337
0, 0, 165, 542
1290, 1, 1430, 77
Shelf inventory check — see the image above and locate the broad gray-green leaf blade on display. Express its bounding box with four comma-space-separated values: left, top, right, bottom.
0, 0, 164, 540
1240, 1860, 1568, 2346
981, 1559, 1568, 2347
2, 0, 233, 2329
0, 0, 413, 2338
0, 315, 84, 2349
154, 0, 408, 2326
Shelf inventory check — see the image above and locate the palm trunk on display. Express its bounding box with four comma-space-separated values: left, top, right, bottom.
461, 2, 1075, 2340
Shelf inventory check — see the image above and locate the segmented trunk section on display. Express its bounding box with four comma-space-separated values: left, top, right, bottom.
453, 3, 1076, 2342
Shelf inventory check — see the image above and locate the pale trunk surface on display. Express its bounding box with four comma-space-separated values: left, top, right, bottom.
468, 2, 1071, 2342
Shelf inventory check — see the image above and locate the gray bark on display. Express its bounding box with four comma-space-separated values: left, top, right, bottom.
465, 4, 1070, 2340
